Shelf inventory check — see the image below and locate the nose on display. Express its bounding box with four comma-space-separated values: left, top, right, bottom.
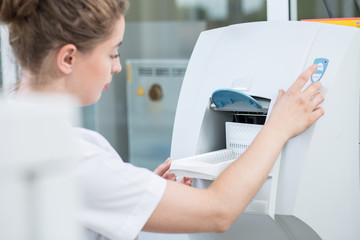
112, 58, 122, 74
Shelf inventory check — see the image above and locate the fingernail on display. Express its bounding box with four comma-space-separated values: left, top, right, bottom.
165, 158, 171, 165
312, 64, 318, 69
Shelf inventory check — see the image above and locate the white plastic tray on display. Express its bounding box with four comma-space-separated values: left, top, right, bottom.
170, 122, 263, 180
170, 149, 237, 180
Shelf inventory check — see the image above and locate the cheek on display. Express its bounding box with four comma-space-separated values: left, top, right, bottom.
88, 60, 110, 82
98, 59, 112, 77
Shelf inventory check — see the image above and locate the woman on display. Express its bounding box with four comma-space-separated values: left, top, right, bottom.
0, 0, 324, 240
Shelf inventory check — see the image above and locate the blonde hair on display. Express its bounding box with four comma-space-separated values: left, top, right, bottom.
0, 0, 128, 76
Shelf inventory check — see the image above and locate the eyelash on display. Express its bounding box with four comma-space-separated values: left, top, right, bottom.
110, 54, 120, 59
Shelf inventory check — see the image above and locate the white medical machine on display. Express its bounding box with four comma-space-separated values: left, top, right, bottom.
170, 21, 360, 239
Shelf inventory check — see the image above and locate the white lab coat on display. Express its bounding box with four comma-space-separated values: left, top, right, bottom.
72, 127, 166, 240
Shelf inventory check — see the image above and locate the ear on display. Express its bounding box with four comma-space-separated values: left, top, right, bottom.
56, 44, 77, 74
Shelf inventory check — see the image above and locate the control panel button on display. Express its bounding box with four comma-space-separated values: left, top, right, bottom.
317, 63, 324, 71
311, 73, 322, 82
311, 58, 329, 82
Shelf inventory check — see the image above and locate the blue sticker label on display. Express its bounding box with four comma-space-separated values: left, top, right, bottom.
311, 58, 329, 82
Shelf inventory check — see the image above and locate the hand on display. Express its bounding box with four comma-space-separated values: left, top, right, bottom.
266, 64, 325, 141
154, 158, 193, 186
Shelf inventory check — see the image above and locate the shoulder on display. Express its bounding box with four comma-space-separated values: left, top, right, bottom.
72, 127, 108, 146
72, 127, 117, 153
71, 127, 122, 165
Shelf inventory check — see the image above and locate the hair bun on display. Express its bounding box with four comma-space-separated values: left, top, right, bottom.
0, 0, 39, 23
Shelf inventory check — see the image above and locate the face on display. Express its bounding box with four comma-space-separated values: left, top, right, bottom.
69, 16, 125, 106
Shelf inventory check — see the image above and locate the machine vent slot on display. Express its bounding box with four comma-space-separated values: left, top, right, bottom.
155, 68, 170, 76
138, 67, 153, 76
172, 68, 186, 77
135, 63, 187, 79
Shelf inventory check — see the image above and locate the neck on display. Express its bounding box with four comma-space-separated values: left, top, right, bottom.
18, 69, 68, 95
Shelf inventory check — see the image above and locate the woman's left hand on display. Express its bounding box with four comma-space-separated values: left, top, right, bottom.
154, 158, 193, 186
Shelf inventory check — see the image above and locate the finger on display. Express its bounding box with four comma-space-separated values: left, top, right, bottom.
185, 178, 193, 186
288, 64, 318, 93
163, 172, 176, 181
176, 177, 186, 184
310, 91, 325, 109
303, 81, 322, 100
272, 89, 285, 108
275, 89, 285, 103
153, 158, 171, 176
183, 177, 193, 186
177, 177, 193, 186
310, 106, 325, 123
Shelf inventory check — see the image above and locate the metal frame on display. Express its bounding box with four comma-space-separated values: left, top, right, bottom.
267, 0, 297, 21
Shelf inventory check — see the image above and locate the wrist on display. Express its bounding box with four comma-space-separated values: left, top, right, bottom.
262, 120, 290, 146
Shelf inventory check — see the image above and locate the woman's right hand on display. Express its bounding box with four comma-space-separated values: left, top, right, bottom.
266, 64, 325, 141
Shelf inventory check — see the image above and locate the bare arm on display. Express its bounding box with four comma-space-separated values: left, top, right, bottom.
143, 64, 324, 233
